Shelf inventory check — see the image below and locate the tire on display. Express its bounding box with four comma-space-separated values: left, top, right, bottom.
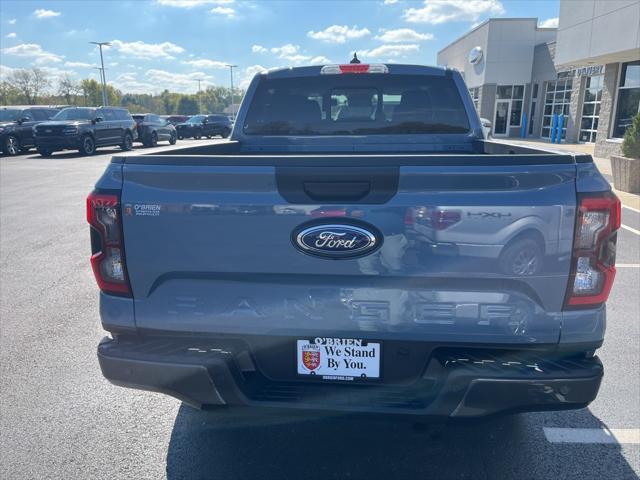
177, 135, 184, 140
20, 146, 31, 153
37, 147, 53, 157
3, 135, 20, 156
221, 128, 231, 138
120, 132, 133, 151
79, 135, 96, 156
169, 132, 177, 145
498, 237, 543, 276
149, 131, 158, 147
194, 129, 202, 140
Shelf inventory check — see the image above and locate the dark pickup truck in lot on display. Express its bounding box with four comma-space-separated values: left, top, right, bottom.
0, 106, 60, 156
90, 63, 619, 418
35, 106, 137, 156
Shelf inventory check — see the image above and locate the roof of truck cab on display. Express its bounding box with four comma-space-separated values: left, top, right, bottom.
262, 63, 449, 79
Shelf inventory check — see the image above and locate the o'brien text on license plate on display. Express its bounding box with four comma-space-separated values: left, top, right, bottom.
297, 338, 381, 381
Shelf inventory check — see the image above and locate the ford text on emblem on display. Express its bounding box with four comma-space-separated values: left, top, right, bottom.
293, 222, 381, 259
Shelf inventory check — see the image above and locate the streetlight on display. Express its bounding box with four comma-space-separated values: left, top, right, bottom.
195, 78, 202, 114
225, 64, 238, 116
89, 41, 111, 106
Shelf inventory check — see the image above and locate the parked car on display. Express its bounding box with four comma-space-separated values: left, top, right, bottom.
34, 107, 137, 156
132, 114, 177, 147
91, 63, 618, 419
175, 114, 232, 139
162, 115, 190, 126
0, 106, 60, 156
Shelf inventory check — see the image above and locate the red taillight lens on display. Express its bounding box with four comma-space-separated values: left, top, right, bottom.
87, 192, 131, 296
430, 209, 462, 230
565, 192, 620, 308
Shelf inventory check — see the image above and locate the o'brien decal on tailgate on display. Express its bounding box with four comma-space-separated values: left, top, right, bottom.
124, 203, 161, 217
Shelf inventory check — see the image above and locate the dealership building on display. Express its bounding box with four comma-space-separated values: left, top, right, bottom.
437, 0, 640, 157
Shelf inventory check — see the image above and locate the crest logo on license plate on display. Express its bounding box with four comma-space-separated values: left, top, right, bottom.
302, 350, 320, 370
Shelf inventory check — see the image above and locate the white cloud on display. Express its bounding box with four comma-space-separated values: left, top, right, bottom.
109, 61, 119, 67
183, 58, 228, 68
360, 44, 419, 59
376, 28, 433, 42
156, 0, 233, 7
210, 6, 235, 16
539, 17, 559, 28
145, 68, 214, 92
383, 0, 399, 4
110, 40, 185, 59
270, 44, 300, 58
0, 64, 17, 80
307, 25, 370, 44
33, 9, 61, 19
404, 0, 505, 24
268, 44, 330, 65
6, 32, 16, 39
64, 61, 94, 68
8, 19, 17, 25
252, 44, 268, 54
1, 43, 64, 64
308, 56, 331, 65
239, 64, 268, 89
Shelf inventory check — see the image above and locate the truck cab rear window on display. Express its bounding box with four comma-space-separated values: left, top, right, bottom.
243, 74, 470, 135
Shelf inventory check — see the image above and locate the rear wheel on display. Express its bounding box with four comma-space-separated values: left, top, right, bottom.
194, 129, 202, 140
37, 147, 53, 157
120, 132, 133, 151
79, 135, 96, 156
3, 135, 19, 156
169, 131, 177, 145
149, 131, 158, 147
221, 128, 231, 138
498, 238, 543, 276
177, 135, 184, 140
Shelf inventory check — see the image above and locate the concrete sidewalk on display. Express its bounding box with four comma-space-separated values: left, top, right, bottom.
494, 138, 639, 210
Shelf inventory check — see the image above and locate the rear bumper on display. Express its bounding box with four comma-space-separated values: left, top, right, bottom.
98, 336, 603, 417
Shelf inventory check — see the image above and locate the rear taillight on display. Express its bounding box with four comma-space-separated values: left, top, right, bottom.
565, 192, 620, 308
86, 191, 131, 296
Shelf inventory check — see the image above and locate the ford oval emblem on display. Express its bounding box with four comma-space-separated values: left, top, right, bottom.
293, 222, 382, 259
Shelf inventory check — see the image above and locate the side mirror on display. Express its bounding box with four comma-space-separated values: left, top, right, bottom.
18, 117, 31, 124
94, 116, 104, 124
480, 118, 492, 138
202, 118, 209, 124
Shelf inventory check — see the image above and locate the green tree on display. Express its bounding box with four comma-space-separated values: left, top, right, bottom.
176, 95, 199, 115
622, 111, 640, 159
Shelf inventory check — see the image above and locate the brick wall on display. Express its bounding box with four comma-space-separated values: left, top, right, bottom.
594, 63, 622, 158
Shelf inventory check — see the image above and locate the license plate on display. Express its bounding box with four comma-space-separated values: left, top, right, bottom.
297, 338, 381, 381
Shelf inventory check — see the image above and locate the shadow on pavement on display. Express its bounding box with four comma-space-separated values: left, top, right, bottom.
166, 404, 638, 480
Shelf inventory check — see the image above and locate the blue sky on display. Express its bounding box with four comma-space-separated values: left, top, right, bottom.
0, 0, 560, 94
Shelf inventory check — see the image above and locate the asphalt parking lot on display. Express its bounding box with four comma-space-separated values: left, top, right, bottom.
0, 142, 638, 480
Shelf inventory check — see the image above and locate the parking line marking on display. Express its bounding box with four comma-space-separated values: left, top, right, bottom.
544, 428, 640, 444
622, 205, 640, 214
617, 264, 640, 268
621, 224, 640, 236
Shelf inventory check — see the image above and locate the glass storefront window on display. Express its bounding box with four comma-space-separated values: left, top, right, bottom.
494, 84, 525, 130
468, 87, 480, 111
613, 61, 640, 138
579, 74, 603, 144
542, 78, 572, 140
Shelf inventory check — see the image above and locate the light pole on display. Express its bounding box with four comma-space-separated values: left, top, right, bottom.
196, 79, 202, 114
89, 41, 110, 106
225, 64, 237, 116
93, 67, 106, 106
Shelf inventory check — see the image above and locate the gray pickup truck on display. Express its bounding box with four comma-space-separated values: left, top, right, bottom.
89, 63, 620, 418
